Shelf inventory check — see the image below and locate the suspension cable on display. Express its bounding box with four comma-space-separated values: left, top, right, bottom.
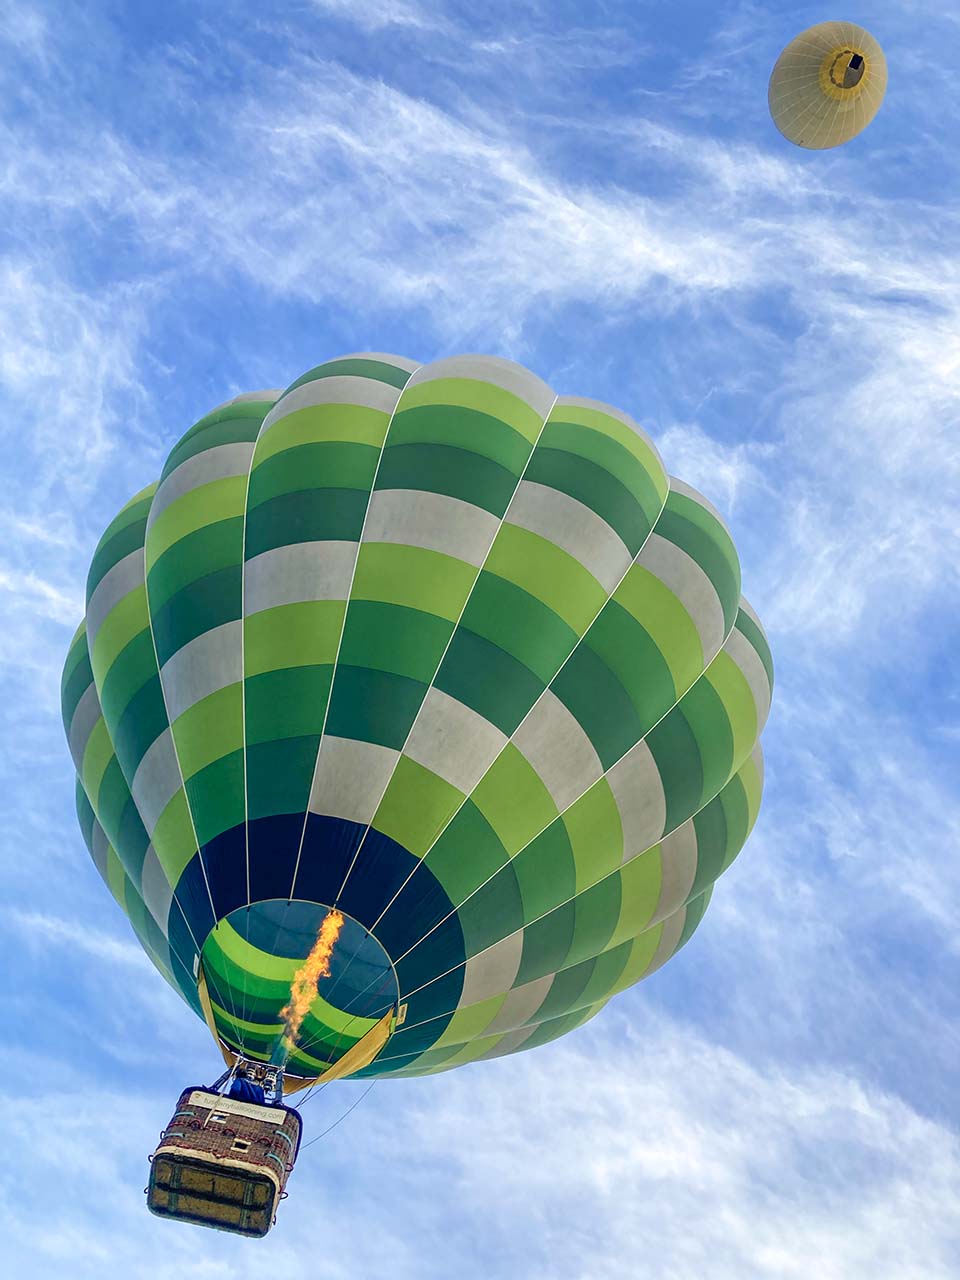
299, 1081, 378, 1149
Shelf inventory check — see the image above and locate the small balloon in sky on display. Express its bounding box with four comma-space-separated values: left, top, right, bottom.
769, 21, 887, 149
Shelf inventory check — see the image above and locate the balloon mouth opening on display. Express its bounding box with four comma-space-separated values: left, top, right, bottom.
202, 900, 399, 1074
830, 50, 866, 90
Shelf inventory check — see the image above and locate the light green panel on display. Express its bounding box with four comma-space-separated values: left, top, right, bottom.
608, 924, 664, 990
613, 564, 703, 694
485, 524, 607, 635
373, 756, 465, 858
151, 789, 201, 884
705, 649, 759, 772
171, 683, 243, 781
552, 402, 666, 489
243, 601, 344, 676
352, 543, 477, 622
471, 744, 560, 856
80, 716, 114, 800
398, 376, 545, 444
562, 779, 625, 893
89, 587, 148, 688
431, 993, 508, 1050
145, 476, 247, 572
605, 849, 663, 951
254, 403, 390, 465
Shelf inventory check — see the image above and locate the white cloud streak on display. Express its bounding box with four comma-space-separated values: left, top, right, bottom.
0, 259, 148, 489
5, 909, 154, 972
309, 0, 437, 30
0, 566, 84, 625
1, 1015, 957, 1278
0, 7, 957, 1275
391, 1016, 960, 1279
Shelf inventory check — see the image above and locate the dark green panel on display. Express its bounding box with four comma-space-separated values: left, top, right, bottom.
455, 860, 523, 957
550, 642, 644, 770
87, 516, 148, 599
62, 631, 90, 690
435, 627, 544, 736
390, 1041, 464, 1074
325, 665, 426, 750
584, 601, 677, 731
96, 757, 134, 845
124, 890, 162, 959
534, 956, 597, 1022
512, 822, 575, 920
459, 572, 578, 685
161, 406, 268, 478
680, 676, 734, 806
243, 489, 368, 557
339, 601, 453, 685
539, 419, 663, 520
375, 443, 518, 517
75, 779, 98, 850
677, 887, 712, 949
689, 798, 728, 901
577, 941, 632, 1005
520, 1005, 589, 1051
246, 735, 321, 821
115, 795, 151, 880
62, 650, 95, 725
150, 565, 241, 667
286, 358, 413, 392
207, 982, 287, 1025
563, 871, 622, 969
646, 709, 703, 834
426, 800, 510, 907
655, 508, 739, 631
388, 405, 530, 475
515, 901, 576, 986
526, 447, 650, 553
147, 518, 243, 614
245, 666, 333, 745
98, 629, 157, 729
248, 440, 379, 507
735, 609, 774, 690
111, 675, 169, 777
185, 750, 244, 848
719, 772, 751, 860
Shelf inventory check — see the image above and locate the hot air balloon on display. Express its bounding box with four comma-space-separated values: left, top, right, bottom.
769, 21, 887, 149
61, 353, 772, 1233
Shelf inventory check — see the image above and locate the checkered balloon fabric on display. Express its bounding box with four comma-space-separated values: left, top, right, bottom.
62, 353, 772, 1080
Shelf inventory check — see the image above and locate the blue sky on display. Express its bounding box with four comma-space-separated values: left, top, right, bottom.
1, 0, 959, 1274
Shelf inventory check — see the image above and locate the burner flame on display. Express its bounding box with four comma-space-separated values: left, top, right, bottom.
276, 908, 344, 1063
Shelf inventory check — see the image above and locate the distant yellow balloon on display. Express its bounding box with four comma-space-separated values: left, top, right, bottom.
769, 22, 887, 149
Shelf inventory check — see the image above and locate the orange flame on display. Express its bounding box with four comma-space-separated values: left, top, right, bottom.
277, 908, 344, 1060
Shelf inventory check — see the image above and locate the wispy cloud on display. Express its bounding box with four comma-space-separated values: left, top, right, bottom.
0, 260, 148, 484
387, 1014, 960, 1278
5, 909, 154, 972
309, 0, 438, 30
0, 256, 155, 699
0, 567, 84, 626
3, 1012, 956, 1279
658, 421, 773, 512
0, 4, 958, 1275
0, 0, 49, 62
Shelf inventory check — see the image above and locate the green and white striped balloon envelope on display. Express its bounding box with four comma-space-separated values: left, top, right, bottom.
62, 353, 773, 1082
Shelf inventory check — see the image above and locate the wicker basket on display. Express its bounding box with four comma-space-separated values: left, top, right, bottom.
147, 1087, 302, 1237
